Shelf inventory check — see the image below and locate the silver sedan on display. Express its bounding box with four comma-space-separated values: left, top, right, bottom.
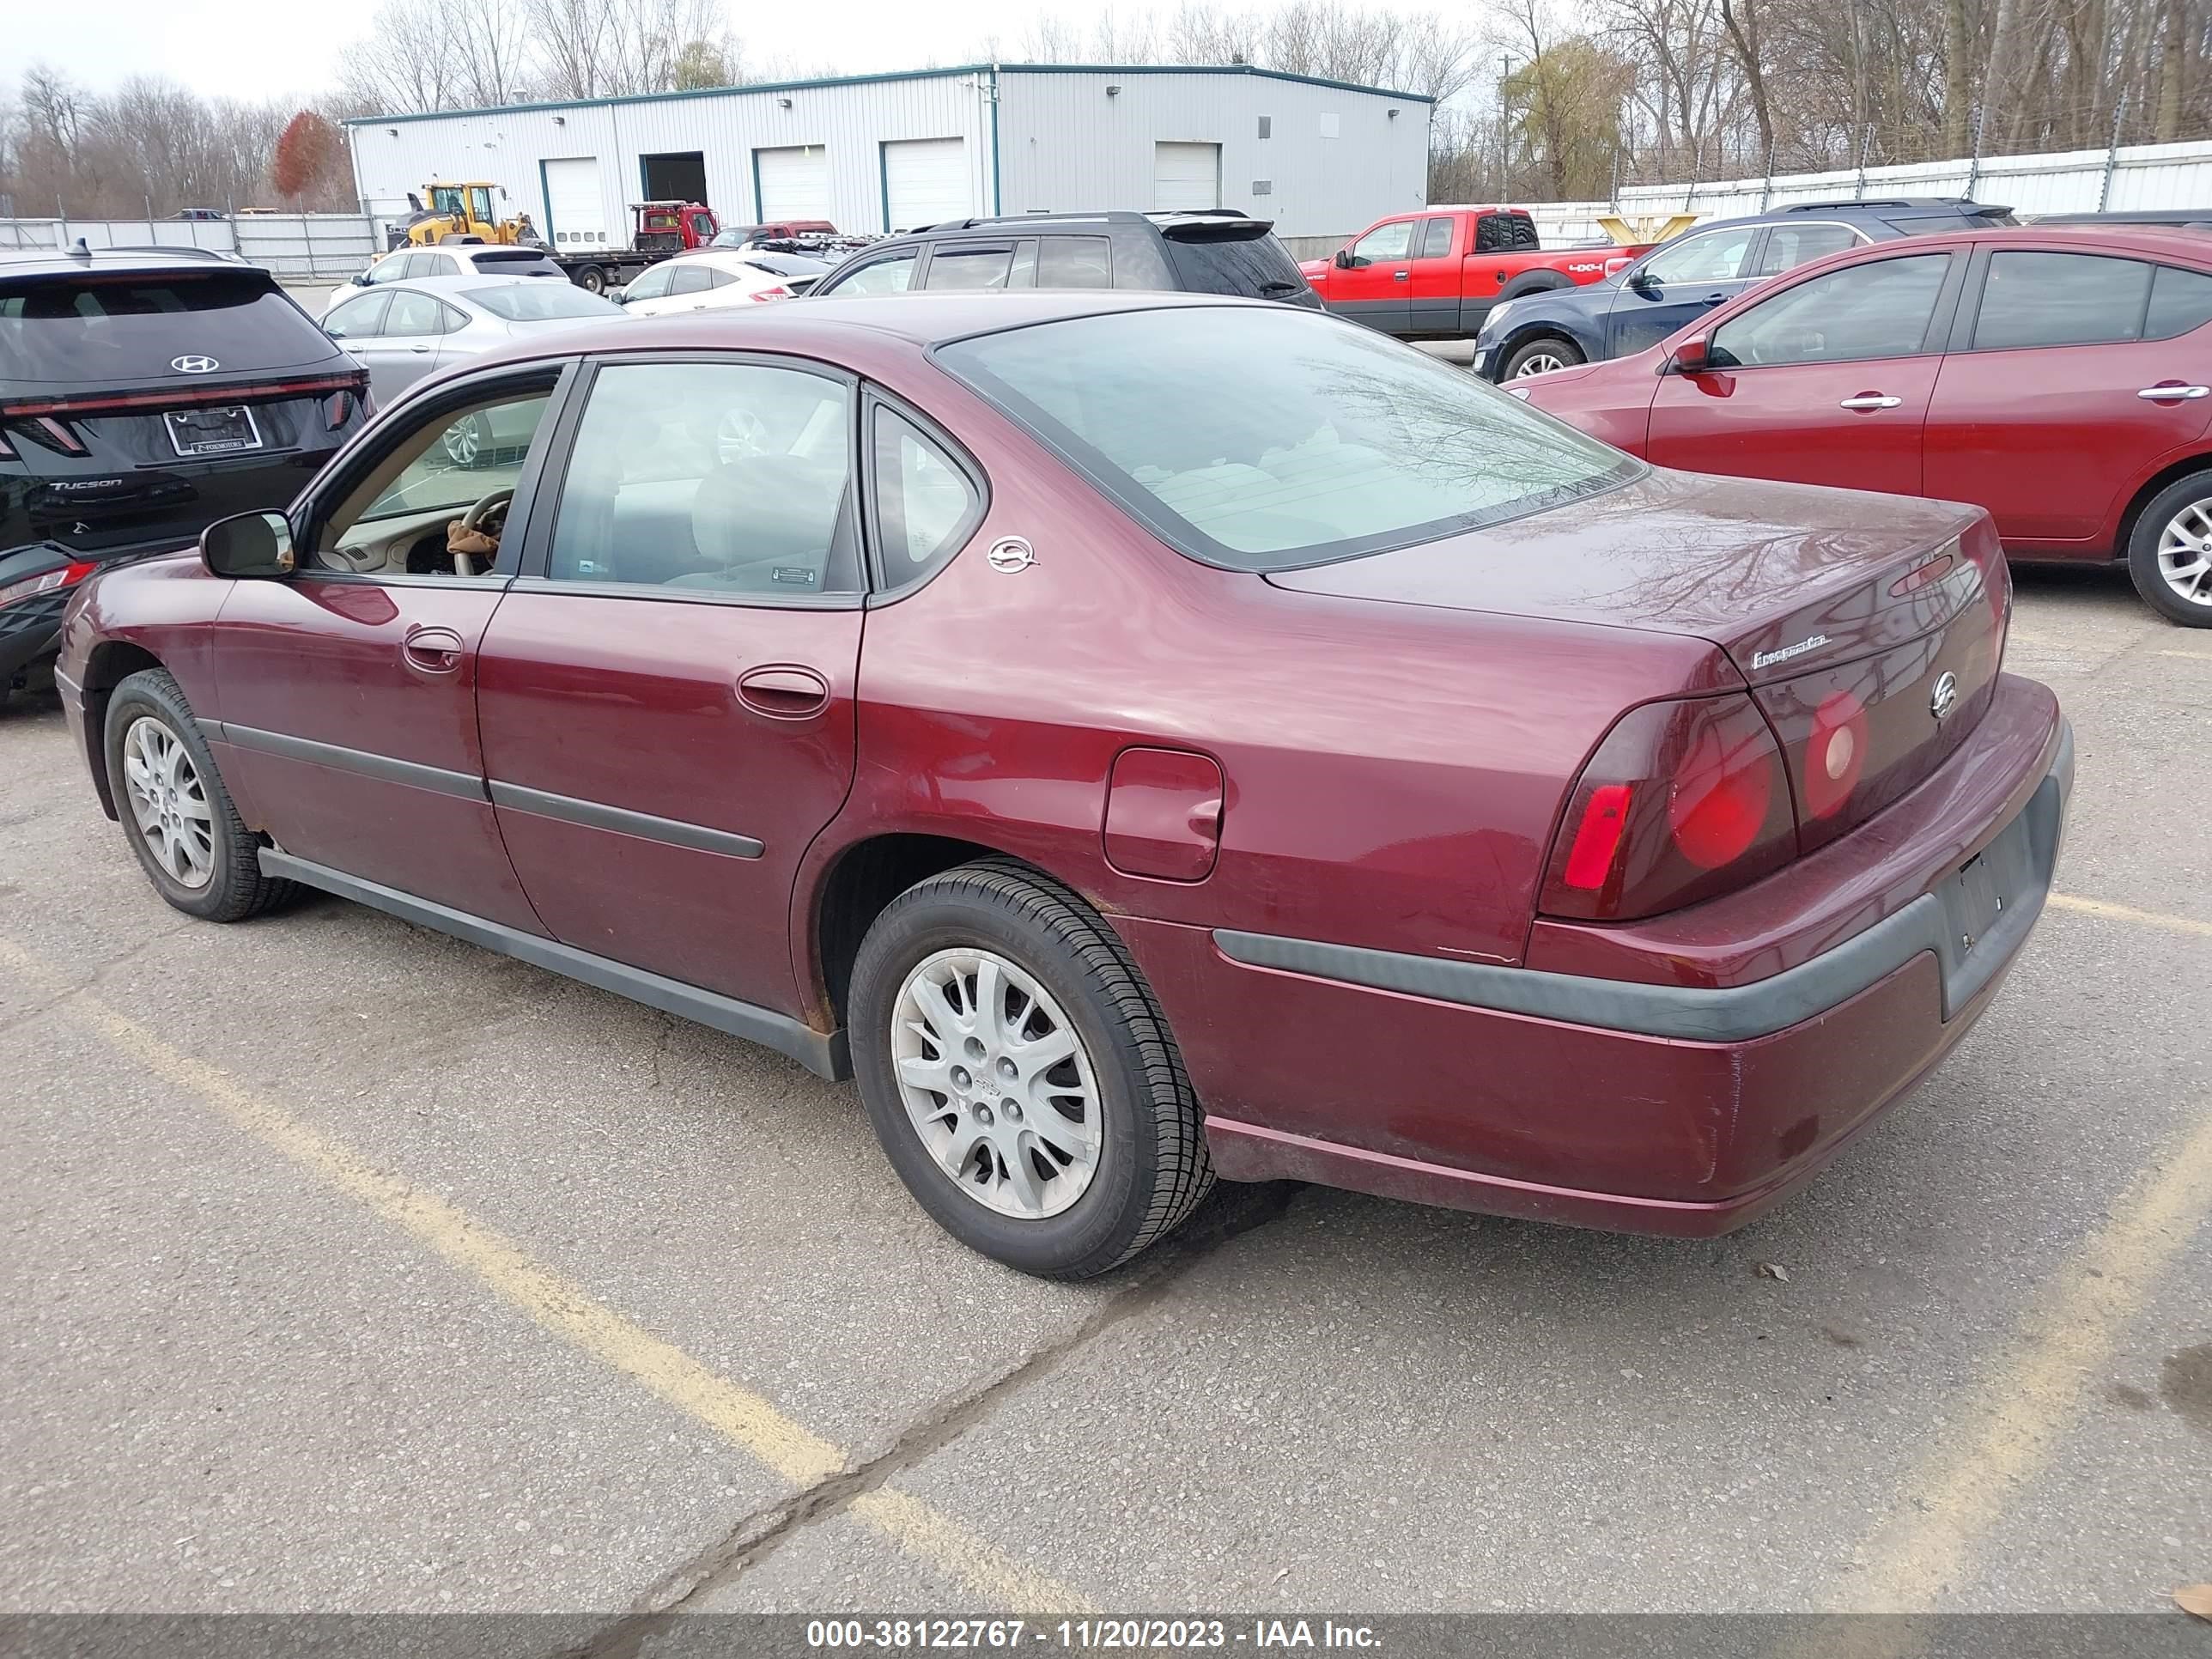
322, 274, 626, 405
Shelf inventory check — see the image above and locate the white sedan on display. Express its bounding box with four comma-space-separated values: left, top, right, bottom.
613, 250, 829, 316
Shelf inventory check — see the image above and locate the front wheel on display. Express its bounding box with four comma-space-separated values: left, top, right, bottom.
2128, 471, 2212, 625
104, 669, 294, 921
1502, 336, 1584, 380
848, 860, 1212, 1278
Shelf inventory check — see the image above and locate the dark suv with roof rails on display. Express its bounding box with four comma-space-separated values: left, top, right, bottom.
1472, 197, 2014, 380
808, 210, 1322, 307
0, 246, 368, 699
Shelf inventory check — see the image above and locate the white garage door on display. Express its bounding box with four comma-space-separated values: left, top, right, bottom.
756, 145, 832, 222
1153, 143, 1221, 211
883, 138, 969, 232
543, 157, 607, 246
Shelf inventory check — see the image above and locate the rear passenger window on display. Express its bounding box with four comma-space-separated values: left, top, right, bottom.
1418, 217, 1455, 258
1037, 236, 1113, 289
1751, 222, 1857, 276
667, 264, 713, 295
382, 290, 451, 337
546, 362, 858, 595
1474, 215, 1514, 253
2147, 264, 2212, 338
871, 408, 981, 586
926, 246, 1018, 290
1973, 252, 2153, 349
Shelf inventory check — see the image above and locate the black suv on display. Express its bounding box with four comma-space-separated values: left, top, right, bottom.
810, 210, 1321, 307
1472, 197, 2014, 381
0, 248, 368, 696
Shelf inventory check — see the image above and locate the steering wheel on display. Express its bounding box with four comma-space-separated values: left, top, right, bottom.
455, 488, 514, 576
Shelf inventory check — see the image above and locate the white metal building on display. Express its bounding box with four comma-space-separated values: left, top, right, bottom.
343, 64, 1432, 255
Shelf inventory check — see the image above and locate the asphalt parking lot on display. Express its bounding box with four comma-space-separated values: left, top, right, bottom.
3, 562, 2209, 1626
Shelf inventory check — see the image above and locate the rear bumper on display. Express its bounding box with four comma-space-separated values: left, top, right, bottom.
1117, 683, 2071, 1236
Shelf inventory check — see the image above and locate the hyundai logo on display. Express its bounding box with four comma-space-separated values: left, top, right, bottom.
170, 355, 220, 374
1929, 671, 1959, 721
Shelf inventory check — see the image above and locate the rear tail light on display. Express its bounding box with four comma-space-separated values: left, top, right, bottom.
0, 560, 98, 610
1540, 694, 1799, 921
747, 284, 793, 302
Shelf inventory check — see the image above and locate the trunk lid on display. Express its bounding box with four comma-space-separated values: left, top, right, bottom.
1268, 466, 2009, 847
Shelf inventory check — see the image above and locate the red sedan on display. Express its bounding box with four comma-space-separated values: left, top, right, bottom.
1513, 224, 2212, 625
54, 294, 2071, 1277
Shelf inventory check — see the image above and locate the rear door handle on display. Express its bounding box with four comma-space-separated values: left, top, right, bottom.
737, 664, 830, 719
401, 625, 465, 674
1839, 394, 1904, 410
407, 343, 432, 354
2138, 383, 2210, 401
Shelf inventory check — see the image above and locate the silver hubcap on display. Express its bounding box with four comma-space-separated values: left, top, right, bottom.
122, 716, 215, 890
442, 416, 483, 466
1512, 350, 1567, 378
890, 948, 1103, 1219
2156, 501, 2212, 606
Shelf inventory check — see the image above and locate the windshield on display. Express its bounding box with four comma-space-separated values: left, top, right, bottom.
0, 271, 333, 386
464, 283, 623, 322
938, 306, 1636, 571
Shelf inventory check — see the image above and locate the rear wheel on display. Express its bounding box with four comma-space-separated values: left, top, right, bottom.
441, 413, 487, 467
1502, 336, 1584, 380
573, 264, 608, 295
2129, 471, 2212, 626
848, 860, 1212, 1278
104, 669, 294, 921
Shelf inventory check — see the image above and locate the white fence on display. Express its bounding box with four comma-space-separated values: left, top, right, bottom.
1524, 137, 2212, 244
0, 214, 378, 279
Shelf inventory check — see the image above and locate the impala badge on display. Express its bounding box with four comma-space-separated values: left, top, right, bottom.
986, 537, 1035, 573
1929, 671, 1959, 721
1750, 634, 1829, 670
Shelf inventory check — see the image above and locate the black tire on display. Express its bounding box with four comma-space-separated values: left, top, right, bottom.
103, 668, 295, 922
1501, 336, 1586, 380
2126, 470, 2212, 626
573, 264, 607, 295
848, 860, 1213, 1279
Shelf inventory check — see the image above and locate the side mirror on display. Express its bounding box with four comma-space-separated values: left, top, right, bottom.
1627, 268, 1656, 292
610, 287, 629, 304
351, 271, 370, 286
1667, 334, 1712, 374
1333, 248, 1353, 269
201, 511, 296, 579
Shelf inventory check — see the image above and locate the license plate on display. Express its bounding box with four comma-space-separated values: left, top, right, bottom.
164, 404, 262, 458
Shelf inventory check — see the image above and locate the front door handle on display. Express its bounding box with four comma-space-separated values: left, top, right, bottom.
737, 664, 830, 720
2138, 383, 2211, 401
1839, 394, 1904, 411
1393, 270, 1409, 282
402, 625, 465, 675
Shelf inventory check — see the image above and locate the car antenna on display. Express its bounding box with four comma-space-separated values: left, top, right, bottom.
71, 237, 92, 258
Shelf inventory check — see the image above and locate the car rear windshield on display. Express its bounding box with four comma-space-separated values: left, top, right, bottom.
464, 283, 622, 321
938, 306, 1637, 571
471, 250, 562, 272
1160, 227, 1317, 306
0, 270, 333, 386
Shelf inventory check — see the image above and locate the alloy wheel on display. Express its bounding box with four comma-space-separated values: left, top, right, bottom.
122, 715, 215, 890
441, 415, 484, 467
2156, 499, 2212, 608
890, 947, 1103, 1219
1511, 350, 1568, 378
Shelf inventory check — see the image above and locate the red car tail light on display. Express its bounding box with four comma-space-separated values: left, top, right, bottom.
1541, 694, 1799, 921
0, 560, 97, 610
747, 284, 793, 302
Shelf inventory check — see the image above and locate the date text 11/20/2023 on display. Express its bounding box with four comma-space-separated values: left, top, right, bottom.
803, 1620, 1383, 1650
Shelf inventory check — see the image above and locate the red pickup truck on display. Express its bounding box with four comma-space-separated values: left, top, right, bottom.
1301, 206, 1653, 340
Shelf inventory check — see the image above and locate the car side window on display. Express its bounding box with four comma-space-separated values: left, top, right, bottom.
832, 252, 916, 295
1640, 228, 1756, 285
1751, 222, 1859, 276
1711, 253, 1950, 368
428, 254, 459, 276
668, 264, 713, 295
871, 407, 981, 586
545, 361, 859, 596
366, 258, 405, 285
1474, 215, 1513, 253
1352, 221, 1414, 263
325, 292, 391, 339
1417, 217, 1455, 258
1037, 235, 1113, 289
624, 264, 676, 302
926, 246, 1018, 290
2147, 264, 2212, 338
310, 387, 555, 576
1972, 252, 2154, 350
383, 290, 448, 337
703, 268, 737, 289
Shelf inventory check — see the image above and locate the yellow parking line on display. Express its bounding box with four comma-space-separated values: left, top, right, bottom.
1835, 1104, 2212, 1610
0, 936, 1092, 1616
2048, 891, 2212, 939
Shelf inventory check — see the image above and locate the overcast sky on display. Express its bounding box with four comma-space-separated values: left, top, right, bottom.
2, 0, 1201, 105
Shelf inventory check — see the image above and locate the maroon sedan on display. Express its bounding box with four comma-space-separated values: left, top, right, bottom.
54, 293, 2071, 1277
1513, 224, 2212, 626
